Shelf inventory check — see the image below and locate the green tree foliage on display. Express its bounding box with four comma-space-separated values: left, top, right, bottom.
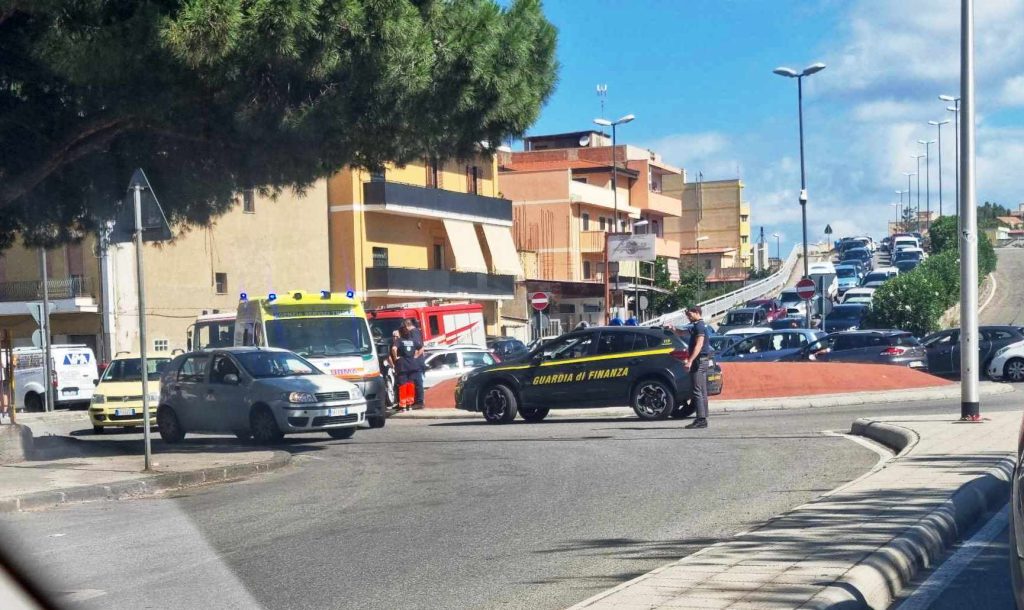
866, 270, 945, 337
978, 201, 1013, 229
927, 215, 956, 253
0, 0, 558, 246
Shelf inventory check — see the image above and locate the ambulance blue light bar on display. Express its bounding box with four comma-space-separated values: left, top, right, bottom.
320, 290, 331, 299
268, 293, 277, 302
239, 292, 248, 301
346, 290, 355, 298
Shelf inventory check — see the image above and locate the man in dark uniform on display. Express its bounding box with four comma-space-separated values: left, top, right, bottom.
391, 318, 425, 409
683, 305, 711, 429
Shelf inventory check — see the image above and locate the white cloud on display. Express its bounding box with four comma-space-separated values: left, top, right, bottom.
643, 132, 730, 170
999, 75, 1024, 106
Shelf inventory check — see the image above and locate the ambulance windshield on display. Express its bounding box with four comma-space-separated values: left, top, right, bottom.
265, 317, 373, 358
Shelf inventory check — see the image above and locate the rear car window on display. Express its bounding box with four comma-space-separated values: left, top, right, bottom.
177, 355, 209, 382
831, 335, 867, 351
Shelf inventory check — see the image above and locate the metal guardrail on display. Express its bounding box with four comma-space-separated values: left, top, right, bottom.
643, 243, 806, 328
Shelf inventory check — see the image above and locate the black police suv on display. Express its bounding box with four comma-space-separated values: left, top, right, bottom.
455, 326, 723, 424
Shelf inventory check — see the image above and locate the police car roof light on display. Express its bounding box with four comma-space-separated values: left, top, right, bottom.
268, 293, 277, 302
346, 290, 355, 298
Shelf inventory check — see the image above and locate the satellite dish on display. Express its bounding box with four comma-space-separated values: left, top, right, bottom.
579, 135, 591, 147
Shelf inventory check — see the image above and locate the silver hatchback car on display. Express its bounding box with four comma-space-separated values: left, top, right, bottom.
158, 347, 367, 444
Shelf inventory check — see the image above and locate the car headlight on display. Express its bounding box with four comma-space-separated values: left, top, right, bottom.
92, 394, 106, 404
349, 385, 363, 399
288, 391, 317, 404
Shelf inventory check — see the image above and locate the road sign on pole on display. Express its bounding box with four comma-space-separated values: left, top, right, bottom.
795, 278, 816, 300
530, 292, 550, 311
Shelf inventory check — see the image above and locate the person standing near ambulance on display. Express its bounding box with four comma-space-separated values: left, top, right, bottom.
391, 318, 425, 409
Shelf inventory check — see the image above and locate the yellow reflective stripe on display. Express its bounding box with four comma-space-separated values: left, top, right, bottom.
488, 347, 673, 372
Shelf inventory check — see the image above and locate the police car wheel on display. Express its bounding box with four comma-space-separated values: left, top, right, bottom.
481, 384, 518, 424
631, 379, 675, 420
520, 407, 549, 423
157, 407, 186, 444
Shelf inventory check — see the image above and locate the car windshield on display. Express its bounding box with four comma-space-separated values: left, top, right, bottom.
265, 316, 373, 358
836, 267, 856, 278
101, 358, 171, 382
725, 312, 754, 325
234, 351, 319, 378
779, 292, 800, 304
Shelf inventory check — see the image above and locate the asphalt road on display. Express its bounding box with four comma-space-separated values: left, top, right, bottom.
3, 395, 1020, 610
982, 247, 1024, 326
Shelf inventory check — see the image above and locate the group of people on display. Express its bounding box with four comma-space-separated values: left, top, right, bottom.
389, 318, 425, 411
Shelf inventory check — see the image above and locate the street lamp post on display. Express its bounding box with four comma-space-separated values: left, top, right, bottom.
891, 202, 901, 233
929, 120, 950, 217
594, 114, 635, 323
918, 140, 935, 233
772, 232, 781, 264
773, 62, 826, 281
695, 235, 709, 302
902, 173, 916, 230
958, 0, 979, 421
895, 190, 905, 232
940, 95, 961, 218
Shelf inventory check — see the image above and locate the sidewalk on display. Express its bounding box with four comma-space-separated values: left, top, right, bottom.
567, 411, 1016, 609
401, 382, 1014, 419
0, 428, 290, 512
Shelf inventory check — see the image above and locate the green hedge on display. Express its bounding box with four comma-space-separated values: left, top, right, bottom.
867, 218, 997, 336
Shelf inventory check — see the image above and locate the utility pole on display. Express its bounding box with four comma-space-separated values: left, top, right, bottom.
959, 0, 980, 421
38, 248, 53, 412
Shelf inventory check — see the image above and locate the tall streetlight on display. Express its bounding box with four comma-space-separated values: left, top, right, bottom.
940, 95, 961, 218
895, 190, 906, 231
772, 232, 781, 263
905, 172, 921, 232
632, 219, 649, 321
909, 157, 923, 232
594, 114, 635, 323
695, 235, 709, 302
918, 139, 936, 233
928, 120, 950, 217
773, 61, 826, 280
891, 202, 901, 233
958, 0, 979, 421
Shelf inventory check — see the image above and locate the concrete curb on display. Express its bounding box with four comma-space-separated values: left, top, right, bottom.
816, 418, 1014, 609
0, 450, 292, 513
398, 382, 1015, 419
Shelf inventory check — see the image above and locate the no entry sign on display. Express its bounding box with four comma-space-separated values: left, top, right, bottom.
795, 278, 816, 300
530, 292, 550, 311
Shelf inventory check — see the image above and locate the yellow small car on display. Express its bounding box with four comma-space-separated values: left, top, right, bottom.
89, 355, 172, 434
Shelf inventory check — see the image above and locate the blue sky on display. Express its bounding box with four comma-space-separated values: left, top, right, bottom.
521, 0, 1024, 253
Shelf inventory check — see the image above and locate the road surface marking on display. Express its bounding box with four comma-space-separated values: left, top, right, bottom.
895, 503, 1008, 610
979, 271, 997, 315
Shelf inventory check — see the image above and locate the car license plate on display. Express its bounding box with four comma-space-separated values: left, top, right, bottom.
708, 374, 722, 382
62, 388, 77, 396
326, 408, 348, 417
114, 408, 136, 417
909, 361, 925, 368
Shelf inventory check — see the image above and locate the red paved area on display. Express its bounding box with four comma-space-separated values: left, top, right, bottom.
422, 363, 951, 409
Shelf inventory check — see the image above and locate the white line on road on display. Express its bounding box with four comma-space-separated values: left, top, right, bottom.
980, 271, 998, 315
895, 503, 1009, 610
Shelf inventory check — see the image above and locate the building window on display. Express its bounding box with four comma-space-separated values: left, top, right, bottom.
373, 247, 389, 268
740, 215, 749, 222
582, 213, 590, 230
243, 189, 255, 213
214, 272, 228, 294
429, 315, 441, 336
599, 217, 606, 231
704, 259, 712, 270
433, 243, 444, 270
153, 339, 169, 353
583, 261, 592, 279
741, 236, 748, 244
572, 177, 588, 184
466, 165, 479, 194
370, 170, 386, 182
426, 158, 440, 189
652, 220, 661, 237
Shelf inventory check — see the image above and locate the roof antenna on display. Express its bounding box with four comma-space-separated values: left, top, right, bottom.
596, 84, 607, 119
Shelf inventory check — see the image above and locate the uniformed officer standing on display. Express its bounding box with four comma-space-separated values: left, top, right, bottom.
391, 318, 425, 409
683, 305, 711, 429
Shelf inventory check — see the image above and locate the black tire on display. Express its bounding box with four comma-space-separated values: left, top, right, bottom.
327, 427, 356, 440
93, 425, 104, 435
1005, 358, 1024, 382
481, 384, 518, 424
367, 415, 386, 429
157, 407, 186, 444
384, 368, 397, 407
631, 378, 675, 421
24, 392, 42, 413
234, 431, 252, 441
250, 406, 284, 444
520, 407, 549, 422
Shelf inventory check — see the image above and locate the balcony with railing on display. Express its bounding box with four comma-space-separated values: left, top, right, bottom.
643, 190, 682, 216
569, 181, 639, 217
579, 231, 606, 254
0, 277, 94, 303
362, 180, 512, 224
365, 267, 514, 299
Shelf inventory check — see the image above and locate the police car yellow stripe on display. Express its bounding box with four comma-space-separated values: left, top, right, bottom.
489, 347, 675, 372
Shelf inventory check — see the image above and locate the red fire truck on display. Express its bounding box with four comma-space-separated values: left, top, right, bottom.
366, 302, 486, 407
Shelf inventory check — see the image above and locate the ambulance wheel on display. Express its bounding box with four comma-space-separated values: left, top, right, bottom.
481, 384, 518, 424
384, 369, 397, 406
24, 392, 42, 413
367, 416, 386, 429
520, 407, 549, 422
631, 378, 674, 420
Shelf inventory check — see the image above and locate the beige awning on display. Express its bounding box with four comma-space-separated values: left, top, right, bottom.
480, 224, 525, 278
442, 219, 488, 273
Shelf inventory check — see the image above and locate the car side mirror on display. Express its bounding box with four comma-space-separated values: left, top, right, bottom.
531, 354, 544, 365
93, 378, 99, 386
223, 373, 240, 385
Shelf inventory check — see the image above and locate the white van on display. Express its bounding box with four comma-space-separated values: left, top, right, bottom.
10, 344, 99, 411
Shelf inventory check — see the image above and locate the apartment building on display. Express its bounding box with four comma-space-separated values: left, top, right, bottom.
664, 177, 751, 284
0, 185, 330, 358
327, 154, 523, 336
499, 131, 683, 326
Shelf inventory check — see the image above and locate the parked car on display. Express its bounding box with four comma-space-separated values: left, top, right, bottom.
746, 298, 786, 322
486, 336, 529, 361
716, 329, 828, 363
834, 265, 861, 295
861, 269, 897, 288
924, 326, 1024, 378
779, 287, 813, 317
838, 259, 868, 280
808, 261, 836, 275
770, 316, 810, 330
788, 330, 927, 369
989, 340, 1024, 382
423, 347, 499, 388
841, 287, 876, 304
708, 335, 740, 353
895, 259, 920, 273
842, 247, 873, 271
89, 354, 172, 434
893, 248, 925, 266
723, 327, 774, 339
716, 307, 769, 334
157, 347, 367, 444
822, 304, 871, 333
